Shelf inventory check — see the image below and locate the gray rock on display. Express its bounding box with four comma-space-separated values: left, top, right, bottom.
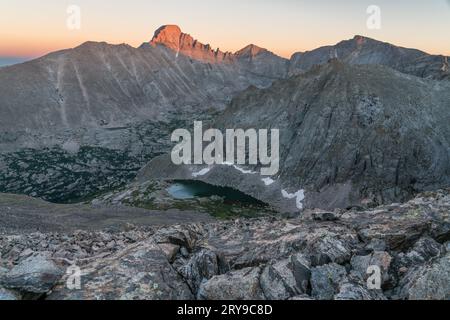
397, 237, 443, 268
260, 259, 297, 300
289, 294, 314, 300
198, 267, 264, 300
178, 249, 219, 294
0, 287, 20, 300
365, 239, 387, 252
311, 263, 347, 300
308, 234, 354, 265
334, 281, 386, 300
48, 240, 193, 300
350, 251, 392, 286
0, 189, 449, 301
0, 267, 8, 278
395, 253, 450, 300
290, 253, 311, 293
312, 211, 339, 222
1, 254, 63, 294
157, 243, 180, 263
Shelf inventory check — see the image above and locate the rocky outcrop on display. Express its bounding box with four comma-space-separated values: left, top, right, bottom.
0, 189, 448, 300
149, 25, 234, 64
0, 25, 287, 201
0, 253, 62, 297
394, 253, 450, 300
198, 267, 265, 300
235, 44, 289, 79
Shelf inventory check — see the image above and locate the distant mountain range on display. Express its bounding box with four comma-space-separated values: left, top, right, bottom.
0, 57, 31, 67
1, 25, 448, 134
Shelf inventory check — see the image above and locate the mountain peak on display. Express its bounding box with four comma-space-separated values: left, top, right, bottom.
351, 35, 381, 47
148, 25, 233, 63
150, 25, 183, 51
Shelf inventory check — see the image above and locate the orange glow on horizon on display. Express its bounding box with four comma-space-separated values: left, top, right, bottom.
1, 1, 449, 60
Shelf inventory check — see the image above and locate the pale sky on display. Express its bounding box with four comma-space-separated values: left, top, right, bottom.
1, 0, 449, 63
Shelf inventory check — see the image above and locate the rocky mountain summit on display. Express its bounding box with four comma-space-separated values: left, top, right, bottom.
289, 35, 450, 81
0, 189, 448, 300
147, 25, 289, 76
148, 25, 235, 63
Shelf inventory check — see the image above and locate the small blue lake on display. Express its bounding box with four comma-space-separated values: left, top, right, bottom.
167, 180, 266, 206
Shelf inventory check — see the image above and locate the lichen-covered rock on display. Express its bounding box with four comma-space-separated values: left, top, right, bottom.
290, 254, 311, 294
306, 232, 356, 265
198, 267, 264, 300
350, 251, 392, 286
1, 254, 63, 294
396, 237, 443, 268
177, 249, 220, 294
260, 259, 297, 300
47, 240, 193, 300
334, 281, 386, 300
395, 253, 450, 300
311, 263, 348, 300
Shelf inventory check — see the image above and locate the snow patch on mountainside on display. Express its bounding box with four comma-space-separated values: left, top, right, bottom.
282, 189, 305, 210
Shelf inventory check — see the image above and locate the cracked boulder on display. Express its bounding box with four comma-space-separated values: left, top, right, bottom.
394, 253, 450, 300
176, 249, 220, 294
311, 263, 348, 300
198, 267, 264, 300
47, 240, 193, 300
0, 253, 63, 295
350, 251, 392, 286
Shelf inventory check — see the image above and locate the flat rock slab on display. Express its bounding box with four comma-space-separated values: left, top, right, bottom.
48, 240, 193, 300
1, 254, 62, 294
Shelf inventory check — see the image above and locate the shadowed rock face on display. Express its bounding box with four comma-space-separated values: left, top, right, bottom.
289, 35, 450, 81
140, 60, 450, 211
215, 60, 450, 208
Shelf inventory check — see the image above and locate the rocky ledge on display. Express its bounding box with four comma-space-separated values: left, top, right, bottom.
0, 189, 449, 300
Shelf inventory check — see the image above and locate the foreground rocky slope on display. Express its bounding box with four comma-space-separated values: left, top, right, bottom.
1, 189, 448, 300
138, 60, 450, 211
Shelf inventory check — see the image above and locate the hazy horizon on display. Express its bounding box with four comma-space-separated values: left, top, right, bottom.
1, 0, 450, 66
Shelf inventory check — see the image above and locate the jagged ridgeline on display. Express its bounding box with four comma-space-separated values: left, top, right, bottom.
0, 25, 449, 206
